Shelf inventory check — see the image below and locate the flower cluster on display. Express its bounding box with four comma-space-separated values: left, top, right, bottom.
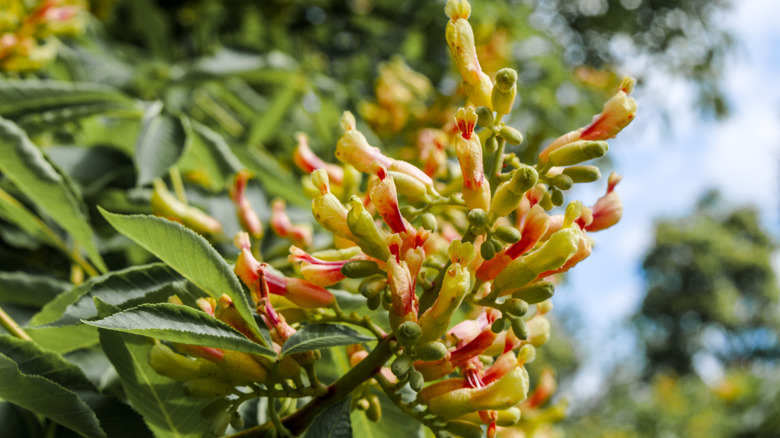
146, 0, 635, 436
0, 0, 86, 71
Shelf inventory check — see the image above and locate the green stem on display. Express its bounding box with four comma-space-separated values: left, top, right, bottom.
488, 136, 506, 196
0, 306, 32, 341
229, 336, 395, 437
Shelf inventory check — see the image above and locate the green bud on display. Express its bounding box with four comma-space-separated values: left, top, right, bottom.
211, 411, 232, 437
446, 420, 484, 438
490, 165, 538, 217
396, 321, 422, 348
417, 341, 449, 361
341, 260, 381, 278
504, 298, 529, 317
510, 317, 528, 340
495, 68, 518, 92
551, 187, 564, 206
491, 237, 504, 252
200, 397, 232, 420
475, 106, 494, 127
367, 292, 381, 310
182, 378, 234, 399
400, 205, 416, 220
366, 394, 382, 422
511, 281, 555, 304
552, 174, 573, 191
391, 354, 414, 378
359, 275, 387, 299
539, 190, 554, 210
562, 165, 602, 183
485, 135, 498, 153
524, 227, 580, 274
409, 370, 425, 392
467, 208, 489, 229
356, 398, 370, 411
480, 240, 496, 260
494, 226, 521, 244
389, 170, 428, 200
230, 411, 244, 430
420, 212, 438, 232
347, 197, 391, 261
498, 125, 523, 145
491, 318, 507, 333
382, 287, 393, 304
547, 140, 608, 166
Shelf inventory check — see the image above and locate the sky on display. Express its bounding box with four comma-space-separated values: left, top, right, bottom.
557, 0, 780, 401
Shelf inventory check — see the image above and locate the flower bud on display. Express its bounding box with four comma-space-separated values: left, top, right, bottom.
359, 275, 387, 299
230, 411, 244, 430
346, 197, 391, 261
391, 354, 414, 378
547, 140, 608, 166
217, 350, 270, 385
562, 165, 601, 183
340, 260, 381, 278
366, 394, 382, 422
511, 281, 554, 304
445, 421, 483, 438
420, 212, 438, 232
475, 106, 494, 127
552, 174, 573, 191
388, 170, 428, 201
417, 341, 449, 362
182, 378, 234, 399
492, 68, 518, 116
311, 169, 355, 241
293, 133, 344, 184
386, 255, 418, 330
493, 226, 521, 244
455, 107, 491, 210
336, 112, 392, 172
551, 187, 564, 206
396, 321, 423, 348
491, 317, 507, 333
369, 163, 410, 234
409, 370, 425, 392
490, 165, 538, 217
510, 317, 528, 340
499, 125, 523, 145
467, 208, 489, 229
504, 298, 528, 317
151, 180, 222, 236
229, 170, 263, 239
149, 343, 225, 382
484, 134, 498, 153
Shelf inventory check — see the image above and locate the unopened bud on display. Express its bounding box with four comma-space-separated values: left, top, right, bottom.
493, 226, 521, 244
504, 298, 528, 317
475, 106, 494, 127
480, 240, 496, 260
346, 197, 390, 261
499, 125, 523, 145
182, 378, 234, 399
467, 208, 488, 229
562, 165, 601, 183
340, 260, 381, 278
396, 321, 423, 348
359, 275, 387, 299
417, 341, 449, 361
409, 370, 425, 392
366, 394, 382, 422
547, 140, 608, 166
511, 281, 555, 304
490, 165, 538, 217
510, 317, 528, 340
367, 292, 382, 310
445, 420, 483, 438
212, 411, 232, 437
491, 317, 507, 333
552, 174, 573, 191
391, 354, 414, 378
389, 170, 428, 200
492, 68, 518, 115
485, 134, 498, 153
551, 187, 564, 206
420, 213, 438, 232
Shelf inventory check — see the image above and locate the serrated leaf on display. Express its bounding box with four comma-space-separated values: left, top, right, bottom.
31, 263, 184, 327
281, 324, 374, 357
0, 117, 106, 272
0, 80, 134, 120
98, 210, 263, 342
135, 102, 191, 186
0, 188, 57, 247
0, 335, 95, 392
85, 303, 274, 356
26, 325, 99, 354
0, 353, 106, 438
180, 121, 243, 191
305, 396, 352, 438
0, 271, 70, 308
99, 329, 210, 438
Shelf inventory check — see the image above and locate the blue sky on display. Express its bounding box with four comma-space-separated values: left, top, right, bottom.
556, 0, 780, 400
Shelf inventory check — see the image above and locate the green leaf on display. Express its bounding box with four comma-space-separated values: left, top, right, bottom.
0, 80, 134, 121
0, 117, 107, 272
98, 210, 264, 342
305, 396, 352, 438
84, 303, 274, 357
26, 325, 99, 355
0, 188, 57, 247
135, 102, 191, 186
0, 335, 95, 392
232, 146, 309, 207
99, 329, 211, 438
0, 271, 70, 308
0, 353, 105, 438
180, 121, 243, 191
281, 324, 374, 357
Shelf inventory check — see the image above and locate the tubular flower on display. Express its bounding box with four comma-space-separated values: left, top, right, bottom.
386, 244, 418, 331
585, 172, 623, 232
229, 170, 263, 239
311, 169, 356, 241
270, 199, 313, 248
293, 133, 344, 185
454, 106, 491, 211
368, 162, 410, 234
444, 0, 493, 108
418, 128, 448, 178
346, 196, 392, 261
151, 180, 222, 236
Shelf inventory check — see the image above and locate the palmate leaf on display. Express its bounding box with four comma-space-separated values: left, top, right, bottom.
0, 118, 107, 273
0, 80, 135, 121
281, 324, 374, 357
85, 303, 274, 357
99, 210, 264, 342
135, 102, 191, 186
0, 353, 105, 438
99, 329, 211, 438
